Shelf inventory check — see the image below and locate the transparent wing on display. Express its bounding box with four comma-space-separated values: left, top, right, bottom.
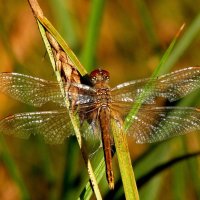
0, 108, 103, 146
111, 67, 200, 103
0, 72, 96, 107
126, 106, 200, 143
0, 109, 75, 144
81, 119, 102, 155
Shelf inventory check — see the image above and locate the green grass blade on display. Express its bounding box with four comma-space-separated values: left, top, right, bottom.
171, 155, 187, 200
111, 120, 139, 200
80, 0, 105, 71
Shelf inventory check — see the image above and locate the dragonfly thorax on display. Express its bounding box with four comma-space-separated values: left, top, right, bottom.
95, 88, 111, 107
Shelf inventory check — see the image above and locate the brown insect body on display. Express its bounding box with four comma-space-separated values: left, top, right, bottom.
90, 69, 115, 189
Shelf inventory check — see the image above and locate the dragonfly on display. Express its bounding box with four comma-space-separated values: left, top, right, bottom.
0, 67, 200, 189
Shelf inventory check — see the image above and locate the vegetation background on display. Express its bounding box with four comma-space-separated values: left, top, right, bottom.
0, 0, 200, 199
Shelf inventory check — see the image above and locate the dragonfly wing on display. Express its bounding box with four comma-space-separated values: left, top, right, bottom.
0, 109, 75, 144
155, 67, 200, 101
0, 73, 96, 107
111, 77, 153, 104
126, 106, 200, 143
81, 119, 102, 155
0, 73, 65, 107
0, 108, 102, 147
111, 67, 200, 103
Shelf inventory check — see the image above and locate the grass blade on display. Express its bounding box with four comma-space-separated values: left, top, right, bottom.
80, 0, 105, 71
111, 120, 139, 200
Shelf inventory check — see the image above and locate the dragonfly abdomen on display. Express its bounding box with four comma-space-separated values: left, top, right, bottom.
99, 106, 114, 189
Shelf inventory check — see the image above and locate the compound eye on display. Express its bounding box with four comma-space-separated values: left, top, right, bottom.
101, 70, 110, 80
90, 69, 99, 76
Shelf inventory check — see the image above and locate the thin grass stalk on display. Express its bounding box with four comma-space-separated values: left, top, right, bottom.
37, 21, 102, 200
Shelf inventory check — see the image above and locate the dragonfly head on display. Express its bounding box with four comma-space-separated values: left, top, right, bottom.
89, 69, 110, 85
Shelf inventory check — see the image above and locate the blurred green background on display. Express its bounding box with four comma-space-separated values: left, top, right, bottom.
0, 0, 200, 199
